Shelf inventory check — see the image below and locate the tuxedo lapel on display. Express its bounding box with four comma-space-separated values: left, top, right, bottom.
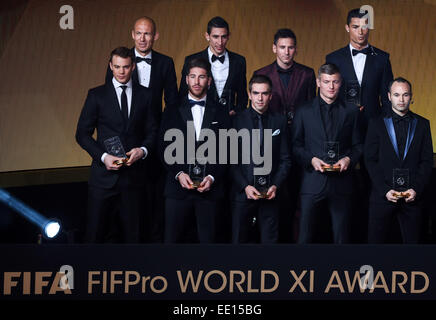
179, 97, 194, 123
268, 64, 286, 106
223, 51, 235, 92
383, 117, 400, 160
341, 46, 358, 81
127, 85, 139, 131
201, 100, 216, 131
361, 46, 374, 90
105, 83, 125, 126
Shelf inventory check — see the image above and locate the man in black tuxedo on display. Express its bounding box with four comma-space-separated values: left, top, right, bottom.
179, 16, 248, 117
325, 8, 393, 130
291, 64, 363, 244
76, 47, 157, 243
160, 58, 231, 243
105, 17, 179, 242
365, 78, 433, 243
231, 75, 291, 243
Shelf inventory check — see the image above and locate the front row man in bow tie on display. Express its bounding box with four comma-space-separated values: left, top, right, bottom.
76, 47, 157, 243
159, 58, 231, 243
291, 63, 363, 244
231, 75, 291, 243
364, 78, 433, 243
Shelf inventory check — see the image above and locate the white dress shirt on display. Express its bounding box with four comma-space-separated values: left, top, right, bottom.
135, 49, 152, 88
349, 43, 368, 86
101, 78, 147, 163
189, 93, 206, 141
208, 47, 229, 98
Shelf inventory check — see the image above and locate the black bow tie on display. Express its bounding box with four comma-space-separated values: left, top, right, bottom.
189, 99, 205, 107
352, 47, 370, 56
393, 112, 410, 123
135, 56, 152, 64
211, 54, 225, 63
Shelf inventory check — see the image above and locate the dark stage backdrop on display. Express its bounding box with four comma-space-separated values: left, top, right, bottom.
0, 0, 435, 173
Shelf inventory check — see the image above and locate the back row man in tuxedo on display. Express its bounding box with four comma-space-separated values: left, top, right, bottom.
365, 78, 433, 243
179, 16, 248, 117
160, 58, 231, 243
76, 47, 157, 243
326, 8, 393, 132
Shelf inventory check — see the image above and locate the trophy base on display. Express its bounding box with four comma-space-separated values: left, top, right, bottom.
256, 192, 268, 199
393, 192, 410, 199
322, 164, 341, 172
190, 181, 202, 189
113, 158, 129, 165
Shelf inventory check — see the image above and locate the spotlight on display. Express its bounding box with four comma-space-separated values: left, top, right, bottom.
0, 189, 62, 239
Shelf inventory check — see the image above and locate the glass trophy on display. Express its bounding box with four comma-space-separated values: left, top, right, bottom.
345, 80, 361, 106
392, 168, 410, 198
104, 136, 128, 165
322, 141, 340, 172
189, 161, 206, 188
219, 89, 233, 112
254, 175, 270, 199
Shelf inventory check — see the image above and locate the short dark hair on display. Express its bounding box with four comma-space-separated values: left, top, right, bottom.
186, 58, 211, 77
207, 16, 229, 34
273, 28, 297, 46
317, 63, 341, 78
248, 75, 272, 92
110, 46, 135, 64
388, 77, 413, 94
347, 8, 368, 25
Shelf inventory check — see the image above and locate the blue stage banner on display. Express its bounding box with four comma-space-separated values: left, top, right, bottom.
0, 245, 435, 300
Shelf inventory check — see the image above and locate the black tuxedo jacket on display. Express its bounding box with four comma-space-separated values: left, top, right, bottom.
105, 49, 179, 122
291, 97, 363, 195
231, 109, 291, 202
364, 111, 433, 202
76, 82, 157, 189
179, 48, 248, 113
326, 45, 393, 125
159, 96, 231, 200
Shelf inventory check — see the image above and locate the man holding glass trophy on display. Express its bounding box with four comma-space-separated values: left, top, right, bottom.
76, 47, 157, 243
160, 58, 231, 243
364, 78, 433, 243
291, 64, 363, 244
231, 75, 291, 243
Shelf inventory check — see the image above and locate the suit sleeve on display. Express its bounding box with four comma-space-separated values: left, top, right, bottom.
380, 54, 394, 114
75, 90, 105, 161
364, 120, 391, 197
141, 91, 158, 156
235, 56, 248, 113
163, 58, 179, 110
307, 69, 317, 101
105, 63, 112, 84
347, 109, 364, 168
179, 57, 189, 99
412, 119, 433, 196
291, 108, 314, 169
272, 118, 291, 188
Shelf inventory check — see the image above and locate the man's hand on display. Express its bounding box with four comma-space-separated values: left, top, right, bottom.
334, 156, 351, 172
197, 176, 213, 193
104, 154, 123, 170
177, 172, 194, 189
404, 189, 417, 203
229, 110, 236, 116
359, 105, 365, 112
311, 157, 329, 172
125, 148, 144, 166
245, 185, 260, 200
386, 190, 399, 203
266, 185, 277, 200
